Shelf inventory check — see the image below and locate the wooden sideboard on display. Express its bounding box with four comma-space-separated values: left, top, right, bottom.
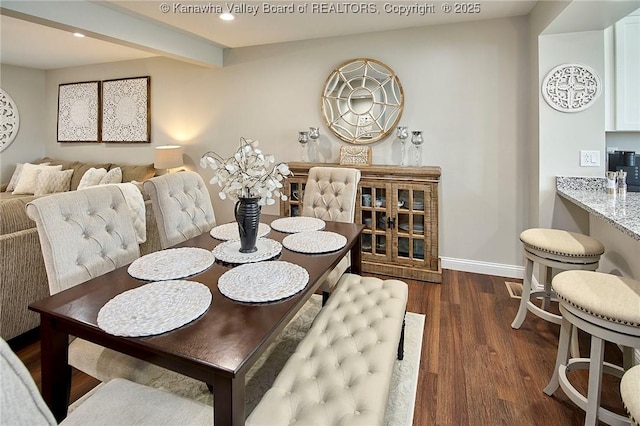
280, 163, 441, 283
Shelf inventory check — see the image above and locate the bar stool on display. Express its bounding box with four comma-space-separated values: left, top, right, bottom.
544, 270, 640, 426
621, 365, 640, 426
512, 228, 604, 330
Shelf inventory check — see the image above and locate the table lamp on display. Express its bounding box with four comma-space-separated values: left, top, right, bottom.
154, 145, 184, 173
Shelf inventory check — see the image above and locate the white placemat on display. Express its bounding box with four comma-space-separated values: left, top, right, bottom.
218, 261, 309, 303
97, 280, 212, 337
282, 231, 347, 254
209, 222, 271, 241
212, 238, 282, 264
270, 217, 326, 233
128, 247, 215, 281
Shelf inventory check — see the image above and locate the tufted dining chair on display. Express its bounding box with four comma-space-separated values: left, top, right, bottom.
301, 166, 361, 304
143, 171, 217, 249
25, 186, 192, 386
0, 338, 213, 425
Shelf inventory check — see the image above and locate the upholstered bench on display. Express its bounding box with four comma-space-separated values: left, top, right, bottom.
246, 273, 408, 426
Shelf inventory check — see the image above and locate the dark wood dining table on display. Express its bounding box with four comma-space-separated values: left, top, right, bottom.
29, 214, 363, 426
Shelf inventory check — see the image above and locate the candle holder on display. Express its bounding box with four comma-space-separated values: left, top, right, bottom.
298, 131, 309, 162
308, 127, 319, 162
411, 131, 423, 166
396, 126, 409, 166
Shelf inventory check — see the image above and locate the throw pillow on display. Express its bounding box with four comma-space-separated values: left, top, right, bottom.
34, 169, 74, 196
6, 162, 50, 192
99, 167, 122, 185
12, 164, 63, 195
77, 167, 108, 189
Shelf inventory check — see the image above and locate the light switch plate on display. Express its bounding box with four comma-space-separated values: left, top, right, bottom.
580, 150, 600, 167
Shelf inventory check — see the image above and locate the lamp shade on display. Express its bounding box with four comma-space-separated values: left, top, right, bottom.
154, 145, 184, 170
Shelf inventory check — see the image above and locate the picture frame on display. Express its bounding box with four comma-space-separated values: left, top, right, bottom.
339, 145, 372, 166
101, 76, 150, 143
57, 81, 101, 143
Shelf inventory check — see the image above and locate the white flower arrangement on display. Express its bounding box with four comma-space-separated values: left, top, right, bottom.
200, 137, 291, 206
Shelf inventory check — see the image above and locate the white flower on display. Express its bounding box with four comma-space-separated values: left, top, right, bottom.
200, 137, 292, 205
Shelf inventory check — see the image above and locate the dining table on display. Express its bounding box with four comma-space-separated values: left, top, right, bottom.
29, 214, 363, 426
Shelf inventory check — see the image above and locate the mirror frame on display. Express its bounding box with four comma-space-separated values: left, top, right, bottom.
321, 58, 404, 145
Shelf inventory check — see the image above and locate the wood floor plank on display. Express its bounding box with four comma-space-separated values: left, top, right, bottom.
10, 269, 627, 425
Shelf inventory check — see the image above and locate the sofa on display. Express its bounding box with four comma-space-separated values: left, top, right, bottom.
0, 158, 162, 340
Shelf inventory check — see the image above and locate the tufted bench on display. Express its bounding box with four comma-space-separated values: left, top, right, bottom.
246, 273, 408, 426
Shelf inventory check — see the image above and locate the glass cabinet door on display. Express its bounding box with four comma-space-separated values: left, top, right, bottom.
394, 184, 431, 266
358, 180, 391, 261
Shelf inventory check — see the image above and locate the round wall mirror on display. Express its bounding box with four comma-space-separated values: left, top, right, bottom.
321, 58, 404, 145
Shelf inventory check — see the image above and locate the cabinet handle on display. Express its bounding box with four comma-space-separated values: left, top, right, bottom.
387, 217, 396, 229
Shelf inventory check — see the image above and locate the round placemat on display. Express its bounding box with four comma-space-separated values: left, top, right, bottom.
97, 280, 212, 337
282, 231, 347, 254
270, 217, 326, 233
218, 261, 309, 303
210, 222, 271, 241
128, 247, 215, 281
212, 238, 282, 264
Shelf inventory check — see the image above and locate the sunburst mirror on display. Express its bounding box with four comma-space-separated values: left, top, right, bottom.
321, 58, 404, 145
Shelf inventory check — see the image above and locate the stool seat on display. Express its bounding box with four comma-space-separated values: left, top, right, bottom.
545, 270, 640, 426
520, 228, 604, 260
621, 365, 640, 426
554, 271, 640, 327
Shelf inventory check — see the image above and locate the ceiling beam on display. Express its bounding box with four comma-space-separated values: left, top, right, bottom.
0, 1, 223, 68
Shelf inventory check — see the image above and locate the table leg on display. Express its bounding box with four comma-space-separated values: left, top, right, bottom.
40, 317, 71, 422
213, 373, 245, 426
350, 236, 362, 275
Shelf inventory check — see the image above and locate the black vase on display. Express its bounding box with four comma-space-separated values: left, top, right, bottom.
234, 197, 261, 253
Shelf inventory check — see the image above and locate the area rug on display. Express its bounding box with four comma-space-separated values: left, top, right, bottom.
72, 295, 425, 425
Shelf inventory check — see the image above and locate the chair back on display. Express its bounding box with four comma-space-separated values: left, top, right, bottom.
1, 338, 57, 425
26, 185, 140, 295
302, 167, 361, 223
143, 171, 216, 249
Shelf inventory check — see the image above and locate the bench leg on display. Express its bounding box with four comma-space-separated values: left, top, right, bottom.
322, 291, 330, 306
397, 313, 406, 360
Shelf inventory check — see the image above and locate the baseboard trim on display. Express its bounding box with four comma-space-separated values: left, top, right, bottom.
440, 257, 524, 279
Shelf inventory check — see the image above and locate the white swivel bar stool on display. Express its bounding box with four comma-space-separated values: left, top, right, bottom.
621, 365, 640, 426
544, 271, 640, 426
512, 229, 604, 355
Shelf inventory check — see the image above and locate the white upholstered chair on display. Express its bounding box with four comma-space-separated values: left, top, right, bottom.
301, 166, 361, 303
0, 338, 212, 425
143, 171, 216, 249
25, 186, 187, 386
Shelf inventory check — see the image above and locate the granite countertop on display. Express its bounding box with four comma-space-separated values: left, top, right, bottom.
556, 177, 640, 242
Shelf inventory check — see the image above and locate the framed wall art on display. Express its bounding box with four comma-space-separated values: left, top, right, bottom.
102, 76, 150, 143
57, 81, 100, 143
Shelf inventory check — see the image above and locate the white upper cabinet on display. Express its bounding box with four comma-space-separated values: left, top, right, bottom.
614, 14, 640, 131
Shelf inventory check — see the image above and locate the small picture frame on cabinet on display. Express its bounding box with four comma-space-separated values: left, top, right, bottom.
339, 146, 371, 166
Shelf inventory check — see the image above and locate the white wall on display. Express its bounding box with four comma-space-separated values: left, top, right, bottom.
0, 64, 46, 183
39, 17, 530, 274
538, 31, 606, 232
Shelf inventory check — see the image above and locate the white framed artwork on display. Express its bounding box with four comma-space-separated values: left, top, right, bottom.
542, 64, 601, 113
57, 81, 100, 142
102, 76, 150, 143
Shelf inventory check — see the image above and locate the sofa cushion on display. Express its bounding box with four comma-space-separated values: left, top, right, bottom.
70, 163, 113, 190
5, 163, 50, 192
119, 164, 155, 184
34, 169, 74, 196
37, 158, 79, 171
12, 164, 63, 195
77, 168, 108, 190
100, 167, 123, 185
0, 198, 37, 234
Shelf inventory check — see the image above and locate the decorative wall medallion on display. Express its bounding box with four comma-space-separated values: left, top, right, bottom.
102, 76, 150, 143
57, 81, 100, 142
542, 64, 601, 113
0, 88, 20, 152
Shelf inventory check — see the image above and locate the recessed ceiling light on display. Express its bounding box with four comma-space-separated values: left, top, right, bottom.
219, 13, 235, 21
73, 32, 85, 38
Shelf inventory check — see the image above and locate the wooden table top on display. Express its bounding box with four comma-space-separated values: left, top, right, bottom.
29, 215, 363, 381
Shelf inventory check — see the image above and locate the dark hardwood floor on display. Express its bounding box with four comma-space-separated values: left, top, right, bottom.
9, 270, 626, 425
